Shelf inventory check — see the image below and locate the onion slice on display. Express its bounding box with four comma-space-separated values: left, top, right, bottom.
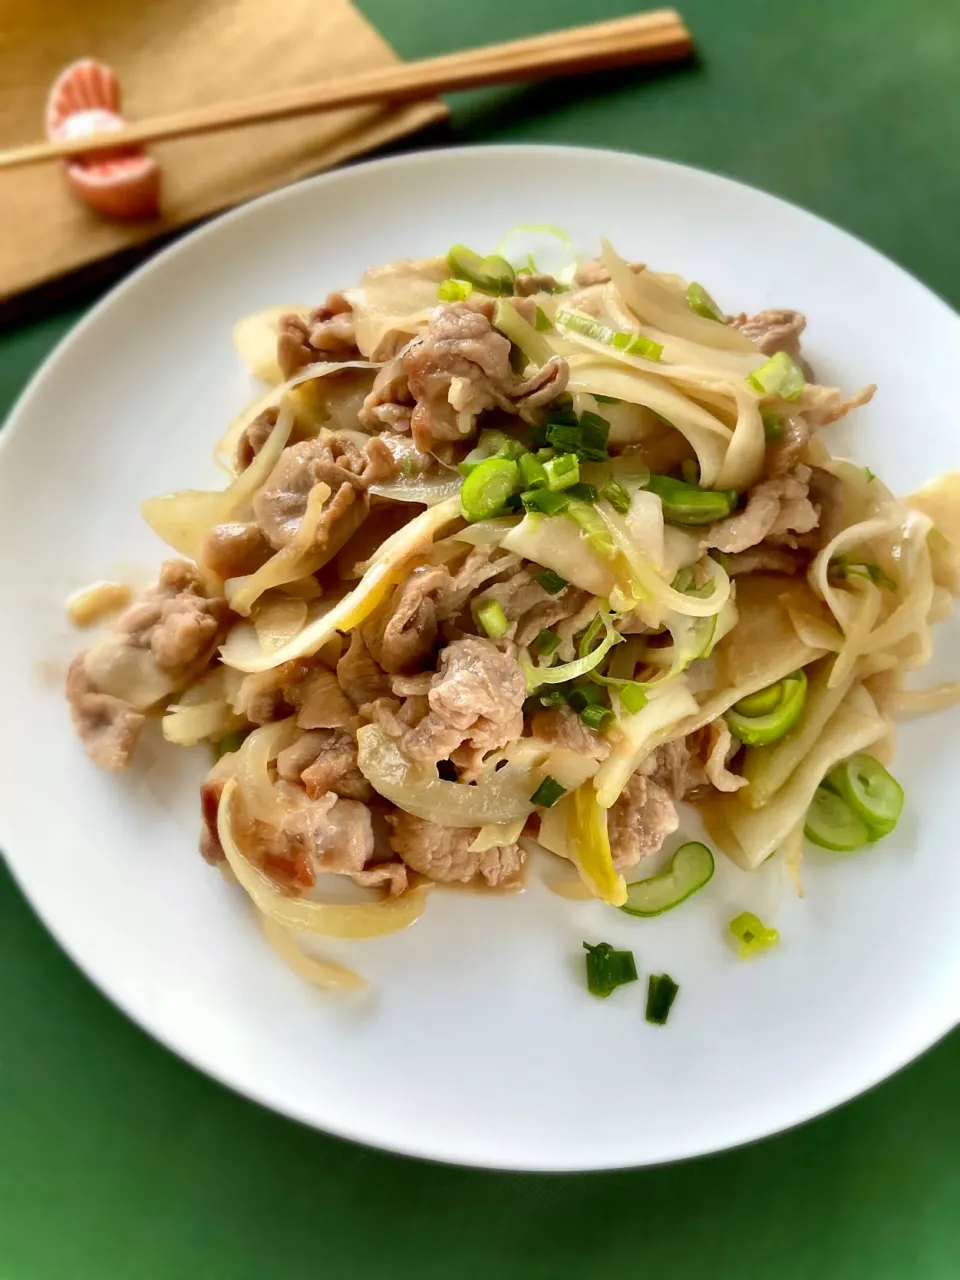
217, 779, 430, 938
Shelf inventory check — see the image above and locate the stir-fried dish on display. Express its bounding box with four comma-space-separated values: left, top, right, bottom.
65, 229, 960, 992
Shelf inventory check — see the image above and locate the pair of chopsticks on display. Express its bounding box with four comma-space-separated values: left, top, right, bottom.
1, 10, 692, 171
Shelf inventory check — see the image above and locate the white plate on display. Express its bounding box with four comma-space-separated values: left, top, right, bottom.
2, 145, 960, 1172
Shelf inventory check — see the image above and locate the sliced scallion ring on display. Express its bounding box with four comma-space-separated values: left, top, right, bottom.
726, 670, 807, 746
804, 785, 870, 852
828, 754, 904, 841
620, 841, 715, 917
460, 458, 521, 522
446, 245, 516, 295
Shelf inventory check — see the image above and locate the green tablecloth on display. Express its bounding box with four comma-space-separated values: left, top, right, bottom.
3, 1, 959, 1275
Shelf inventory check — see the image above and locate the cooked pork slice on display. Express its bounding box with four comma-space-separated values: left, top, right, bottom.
529, 705, 611, 760
66, 654, 145, 771
703, 467, 818, 555
387, 812, 522, 886
336, 630, 391, 707
275, 728, 371, 801
607, 773, 679, 868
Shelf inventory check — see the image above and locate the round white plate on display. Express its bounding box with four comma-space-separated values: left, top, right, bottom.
2, 145, 959, 1171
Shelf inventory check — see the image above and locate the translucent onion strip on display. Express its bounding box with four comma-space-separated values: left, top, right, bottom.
229, 481, 331, 616
259, 915, 367, 992
890, 681, 960, 716
217, 779, 430, 938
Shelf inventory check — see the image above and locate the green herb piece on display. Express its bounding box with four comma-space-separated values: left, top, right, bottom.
446, 244, 515, 295
761, 409, 784, 441
476, 600, 509, 639
530, 775, 567, 807
685, 281, 724, 322
532, 628, 560, 656
460, 458, 521, 522
579, 704, 615, 732
646, 475, 738, 526
583, 941, 638, 998
729, 912, 780, 959
746, 350, 805, 401
534, 568, 568, 595
600, 479, 631, 514
645, 973, 680, 1024
522, 488, 570, 515
438, 278, 474, 302
725, 670, 807, 746
543, 453, 580, 491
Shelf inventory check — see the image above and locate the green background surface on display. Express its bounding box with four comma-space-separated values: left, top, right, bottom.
3, 1, 959, 1276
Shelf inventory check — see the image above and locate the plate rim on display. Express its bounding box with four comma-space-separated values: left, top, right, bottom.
2, 142, 959, 1172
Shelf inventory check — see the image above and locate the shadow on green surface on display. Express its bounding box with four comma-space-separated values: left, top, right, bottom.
1, 860, 958, 1280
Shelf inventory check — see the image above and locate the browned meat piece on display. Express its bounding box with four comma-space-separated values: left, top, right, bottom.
276, 292, 360, 379
288, 667, 356, 729
643, 739, 705, 800
574, 258, 611, 287
725, 546, 803, 576
732, 309, 806, 360
403, 303, 514, 451
400, 637, 526, 765
363, 565, 451, 675
607, 773, 679, 868
69, 561, 229, 769
199, 776, 225, 864
237, 406, 279, 471
233, 658, 309, 724
703, 467, 818, 554
275, 728, 371, 801
66, 654, 145, 771
252, 440, 367, 567
471, 566, 587, 645
402, 303, 569, 454
387, 811, 523, 886
514, 272, 560, 296
336, 630, 391, 707
277, 314, 315, 380
358, 363, 414, 433
529, 705, 611, 760
201, 521, 273, 580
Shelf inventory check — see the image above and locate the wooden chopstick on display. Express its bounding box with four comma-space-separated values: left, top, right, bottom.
0, 11, 692, 171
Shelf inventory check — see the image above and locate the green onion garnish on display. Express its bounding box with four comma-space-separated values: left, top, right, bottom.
599, 479, 631, 514
593, 394, 621, 404
729, 912, 779, 959
534, 568, 568, 595
804, 785, 869, 851
671, 566, 715, 598
216, 730, 246, 757
534, 305, 553, 331
458, 429, 526, 476
864, 466, 877, 483
476, 600, 509, 639
522, 488, 570, 515
612, 331, 664, 360
577, 411, 611, 461
827, 754, 904, 841
530, 775, 566, 807
543, 453, 580, 491
617, 683, 648, 715
645, 973, 680, 1025
579, 704, 614, 732
460, 458, 521, 523
725, 670, 807, 746
761, 409, 784, 442
532, 628, 560, 656
438, 278, 474, 302
518, 452, 547, 490
829, 557, 897, 591
685, 281, 724, 322
583, 941, 638, 999
646, 475, 738, 526
566, 482, 598, 503
446, 244, 515, 295
545, 421, 583, 454
746, 350, 805, 401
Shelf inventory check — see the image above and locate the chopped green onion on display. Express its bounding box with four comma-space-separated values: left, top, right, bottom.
216, 730, 246, 757
476, 600, 509, 639
530, 775, 566, 807
646, 475, 738, 526
828, 754, 903, 841
567, 681, 608, 712
726, 669, 807, 746
532, 628, 560, 656
709, 549, 731, 572
534, 305, 553, 331
577, 411, 611, 460
746, 350, 806, 401
545, 421, 583, 454
522, 488, 570, 515
555, 308, 662, 362
534, 568, 568, 595
617, 683, 648, 715
865, 466, 877, 483
685, 281, 724, 322
536, 447, 555, 461
600, 479, 631, 515
729, 912, 779, 959
761, 409, 784, 442
612, 331, 664, 360
458, 429, 526, 476
519, 452, 547, 490
543, 453, 580, 491
579, 704, 615, 732
621, 842, 715, 917
645, 974, 680, 1025
829, 557, 897, 591
521, 612, 621, 690
446, 244, 515, 295
438, 278, 474, 302
583, 941, 638, 999
672, 566, 716, 598
460, 457, 521, 522
804, 785, 870, 851
593, 394, 622, 404
567, 482, 599, 503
